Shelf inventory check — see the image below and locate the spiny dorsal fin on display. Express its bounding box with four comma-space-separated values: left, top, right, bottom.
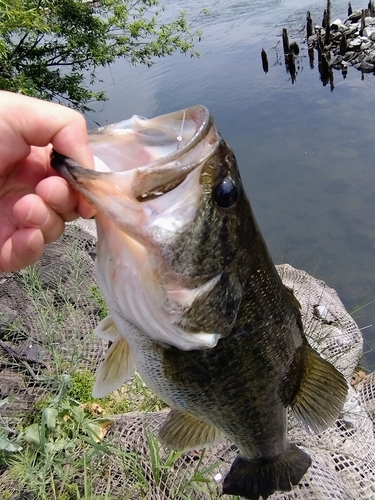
159, 410, 223, 452
290, 345, 348, 434
92, 336, 136, 398
94, 315, 119, 342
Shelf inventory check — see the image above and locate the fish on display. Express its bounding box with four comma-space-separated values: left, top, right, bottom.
51, 105, 348, 500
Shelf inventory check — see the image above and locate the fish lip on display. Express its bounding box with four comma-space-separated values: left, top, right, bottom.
51, 151, 107, 184
51, 105, 218, 199
51, 151, 83, 181
127, 105, 214, 168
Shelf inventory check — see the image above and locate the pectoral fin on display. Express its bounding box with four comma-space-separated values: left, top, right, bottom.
94, 315, 119, 342
287, 345, 348, 434
159, 410, 223, 451
92, 336, 136, 398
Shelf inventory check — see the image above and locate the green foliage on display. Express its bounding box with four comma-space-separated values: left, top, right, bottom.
0, 0, 206, 110
69, 369, 167, 414
118, 431, 222, 499
89, 285, 109, 320
6, 395, 113, 499
0, 400, 22, 461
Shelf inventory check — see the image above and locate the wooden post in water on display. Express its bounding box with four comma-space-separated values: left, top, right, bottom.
340, 34, 347, 55
282, 28, 290, 56
360, 9, 366, 36
261, 49, 269, 74
306, 11, 314, 38
324, 0, 331, 47
308, 47, 315, 69
348, 2, 352, 16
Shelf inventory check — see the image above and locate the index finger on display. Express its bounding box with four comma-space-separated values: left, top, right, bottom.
0, 91, 94, 171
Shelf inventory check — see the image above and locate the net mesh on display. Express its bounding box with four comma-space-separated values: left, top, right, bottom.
0, 219, 374, 499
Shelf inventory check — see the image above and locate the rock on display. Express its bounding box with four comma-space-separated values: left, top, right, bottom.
359, 60, 375, 72
365, 17, 375, 26
345, 25, 359, 36
331, 54, 343, 67
0, 304, 17, 326
348, 37, 363, 49
331, 19, 344, 30
363, 26, 375, 37
17, 340, 43, 363
343, 51, 358, 61
347, 11, 363, 22
308, 33, 318, 43
361, 41, 372, 50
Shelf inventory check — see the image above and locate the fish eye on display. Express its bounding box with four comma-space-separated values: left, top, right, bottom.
213, 177, 238, 208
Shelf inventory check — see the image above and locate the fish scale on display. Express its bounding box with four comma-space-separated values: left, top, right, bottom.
51, 105, 348, 500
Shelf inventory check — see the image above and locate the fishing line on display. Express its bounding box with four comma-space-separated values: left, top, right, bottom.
176, 110, 186, 150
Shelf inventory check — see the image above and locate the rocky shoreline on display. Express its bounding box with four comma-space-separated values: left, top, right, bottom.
261, 1, 375, 86
307, 2, 375, 75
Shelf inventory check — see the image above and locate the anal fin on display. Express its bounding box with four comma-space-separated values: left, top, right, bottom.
291, 345, 348, 434
222, 444, 311, 500
159, 409, 223, 452
92, 336, 136, 398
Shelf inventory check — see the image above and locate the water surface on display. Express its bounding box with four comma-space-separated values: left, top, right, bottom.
88, 0, 375, 367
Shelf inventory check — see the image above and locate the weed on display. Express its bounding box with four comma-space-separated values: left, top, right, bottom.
89, 285, 109, 321
6, 394, 113, 500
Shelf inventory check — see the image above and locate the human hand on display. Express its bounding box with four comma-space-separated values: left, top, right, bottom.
0, 91, 96, 273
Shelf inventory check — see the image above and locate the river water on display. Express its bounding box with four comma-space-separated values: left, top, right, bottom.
87, 0, 375, 367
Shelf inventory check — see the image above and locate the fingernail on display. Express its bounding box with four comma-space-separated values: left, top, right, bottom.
26, 199, 50, 226
27, 229, 44, 252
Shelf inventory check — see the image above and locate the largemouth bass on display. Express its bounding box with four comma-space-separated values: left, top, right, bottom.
51, 106, 348, 500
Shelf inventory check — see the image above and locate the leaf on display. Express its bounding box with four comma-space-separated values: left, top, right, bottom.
0, 433, 22, 452
84, 419, 113, 443
0, 397, 9, 408
43, 407, 59, 430
23, 423, 41, 446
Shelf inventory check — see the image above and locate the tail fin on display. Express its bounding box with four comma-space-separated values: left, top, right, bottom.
222, 444, 311, 500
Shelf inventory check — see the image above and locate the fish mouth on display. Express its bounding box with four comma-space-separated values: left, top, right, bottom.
51, 106, 224, 350
51, 105, 220, 235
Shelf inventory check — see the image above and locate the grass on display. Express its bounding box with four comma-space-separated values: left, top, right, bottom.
0, 227, 222, 499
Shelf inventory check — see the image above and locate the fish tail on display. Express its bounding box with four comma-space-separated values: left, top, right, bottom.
222, 444, 311, 500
